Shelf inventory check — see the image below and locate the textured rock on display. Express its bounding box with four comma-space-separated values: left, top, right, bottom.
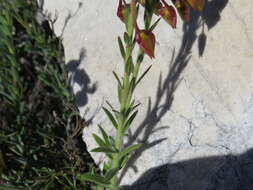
41, 0, 253, 188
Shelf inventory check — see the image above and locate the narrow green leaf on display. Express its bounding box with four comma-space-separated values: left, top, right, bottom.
119, 155, 129, 169
125, 56, 133, 75
136, 65, 152, 86
112, 109, 120, 118
91, 146, 117, 154
77, 173, 109, 186
0, 24, 11, 37
123, 32, 130, 44
16, 158, 27, 165
105, 102, 119, 118
9, 147, 22, 156
129, 100, 135, 107
106, 100, 114, 110
0, 15, 9, 26
6, 54, 16, 66
118, 84, 122, 104
102, 163, 110, 174
123, 110, 138, 131
105, 168, 119, 181
129, 76, 136, 94
0, 91, 14, 103
109, 136, 115, 145
119, 144, 142, 159
92, 134, 106, 147
0, 184, 23, 190
113, 71, 122, 87
137, 52, 144, 64
150, 18, 161, 32
132, 103, 141, 110
106, 153, 113, 160
124, 106, 133, 119
103, 107, 118, 129
98, 125, 109, 145
118, 36, 125, 59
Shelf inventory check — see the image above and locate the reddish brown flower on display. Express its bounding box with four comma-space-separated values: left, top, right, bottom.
171, 0, 190, 21
135, 26, 156, 59
158, 0, 177, 28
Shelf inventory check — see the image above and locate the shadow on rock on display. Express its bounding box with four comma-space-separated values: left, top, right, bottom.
66, 48, 97, 109
123, 148, 253, 190
185, 0, 228, 57
119, 0, 229, 183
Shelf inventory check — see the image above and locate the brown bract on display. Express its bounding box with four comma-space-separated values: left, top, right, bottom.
117, 0, 130, 22
135, 26, 156, 59
159, 0, 177, 28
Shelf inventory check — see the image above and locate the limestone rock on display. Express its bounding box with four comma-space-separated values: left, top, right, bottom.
41, 0, 253, 188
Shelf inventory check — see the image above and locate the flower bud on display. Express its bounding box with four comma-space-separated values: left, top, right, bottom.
117, 0, 130, 23
171, 0, 190, 21
158, 0, 177, 28
135, 26, 156, 59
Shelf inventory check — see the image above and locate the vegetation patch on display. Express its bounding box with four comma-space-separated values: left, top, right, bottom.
0, 1, 96, 189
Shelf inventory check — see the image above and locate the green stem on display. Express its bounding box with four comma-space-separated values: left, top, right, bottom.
110, 120, 123, 187
110, 2, 143, 188
111, 45, 133, 190
110, 52, 142, 189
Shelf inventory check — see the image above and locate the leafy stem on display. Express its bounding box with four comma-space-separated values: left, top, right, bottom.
79, 0, 205, 189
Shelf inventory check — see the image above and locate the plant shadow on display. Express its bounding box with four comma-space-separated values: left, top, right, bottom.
123, 148, 253, 190
66, 48, 97, 112
119, 0, 228, 184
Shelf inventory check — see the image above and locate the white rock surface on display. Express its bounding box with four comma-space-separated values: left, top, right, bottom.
41, 0, 253, 188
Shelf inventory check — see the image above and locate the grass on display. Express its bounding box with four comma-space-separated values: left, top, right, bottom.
0, 0, 96, 189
